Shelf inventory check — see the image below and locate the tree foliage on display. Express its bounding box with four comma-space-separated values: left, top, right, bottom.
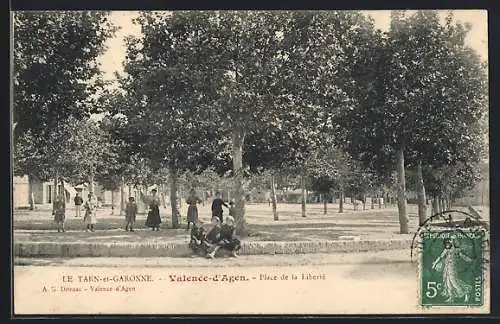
13, 11, 116, 182
13, 11, 116, 138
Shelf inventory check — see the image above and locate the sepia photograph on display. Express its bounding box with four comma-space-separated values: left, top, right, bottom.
11, 9, 490, 315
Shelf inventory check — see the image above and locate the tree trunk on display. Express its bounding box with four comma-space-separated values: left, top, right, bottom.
135, 187, 144, 214
232, 126, 247, 235
143, 184, 148, 212
396, 148, 409, 234
431, 196, 438, 215
52, 171, 58, 214
161, 184, 167, 208
270, 172, 278, 221
339, 190, 344, 213
111, 188, 115, 215
120, 177, 125, 216
60, 177, 66, 204
371, 196, 375, 209
323, 193, 328, 215
437, 196, 443, 214
178, 189, 183, 209
363, 194, 366, 210
28, 173, 35, 210
379, 195, 382, 209
89, 170, 95, 195
416, 160, 427, 226
301, 173, 307, 217
169, 167, 180, 229
128, 185, 132, 198
384, 192, 388, 208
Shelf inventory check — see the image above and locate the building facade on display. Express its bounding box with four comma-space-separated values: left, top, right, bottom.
12, 175, 125, 210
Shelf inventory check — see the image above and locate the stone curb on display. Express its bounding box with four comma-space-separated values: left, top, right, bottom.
14, 239, 413, 258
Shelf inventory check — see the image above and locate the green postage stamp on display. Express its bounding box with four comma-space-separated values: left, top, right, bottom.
419, 228, 486, 307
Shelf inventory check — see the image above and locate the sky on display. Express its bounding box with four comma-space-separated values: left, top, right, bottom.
97, 10, 488, 83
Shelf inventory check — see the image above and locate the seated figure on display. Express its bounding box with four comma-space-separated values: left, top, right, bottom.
188, 217, 220, 256
206, 216, 241, 259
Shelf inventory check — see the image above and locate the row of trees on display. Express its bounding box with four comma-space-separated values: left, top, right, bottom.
13, 10, 487, 235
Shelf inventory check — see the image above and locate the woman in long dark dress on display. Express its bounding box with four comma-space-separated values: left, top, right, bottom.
144, 189, 161, 231
186, 188, 202, 231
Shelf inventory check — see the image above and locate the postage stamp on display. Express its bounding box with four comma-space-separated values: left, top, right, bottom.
412, 207, 490, 309
419, 228, 485, 307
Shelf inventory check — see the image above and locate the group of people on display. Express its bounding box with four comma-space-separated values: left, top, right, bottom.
186, 190, 241, 258
53, 192, 98, 232
52, 188, 241, 258
122, 188, 241, 257
189, 215, 241, 258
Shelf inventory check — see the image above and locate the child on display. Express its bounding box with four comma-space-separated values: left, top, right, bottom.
83, 193, 97, 232
53, 195, 66, 233
189, 222, 209, 256
125, 197, 138, 232
74, 192, 83, 217
221, 216, 241, 257
205, 216, 222, 244
206, 216, 241, 258
211, 191, 228, 223
204, 216, 222, 258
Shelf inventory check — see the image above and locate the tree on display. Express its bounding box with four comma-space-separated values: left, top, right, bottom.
120, 11, 347, 233
204, 11, 379, 231
424, 162, 483, 213
335, 10, 487, 232
204, 11, 300, 232
244, 122, 320, 220
117, 12, 230, 228
387, 11, 487, 225
58, 117, 120, 193
309, 147, 355, 214
13, 11, 116, 209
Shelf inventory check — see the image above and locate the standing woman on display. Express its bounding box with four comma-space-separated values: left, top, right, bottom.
83, 192, 97, 232
186, 188, 203, 231
144, 189, 162, 231
432, 237, 473, 302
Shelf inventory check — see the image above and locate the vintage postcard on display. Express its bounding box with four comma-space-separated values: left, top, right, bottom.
11, 9, 490, 315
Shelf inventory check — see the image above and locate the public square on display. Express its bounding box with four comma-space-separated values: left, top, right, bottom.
12, 10, 489, 315
13, 202, 489, 257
